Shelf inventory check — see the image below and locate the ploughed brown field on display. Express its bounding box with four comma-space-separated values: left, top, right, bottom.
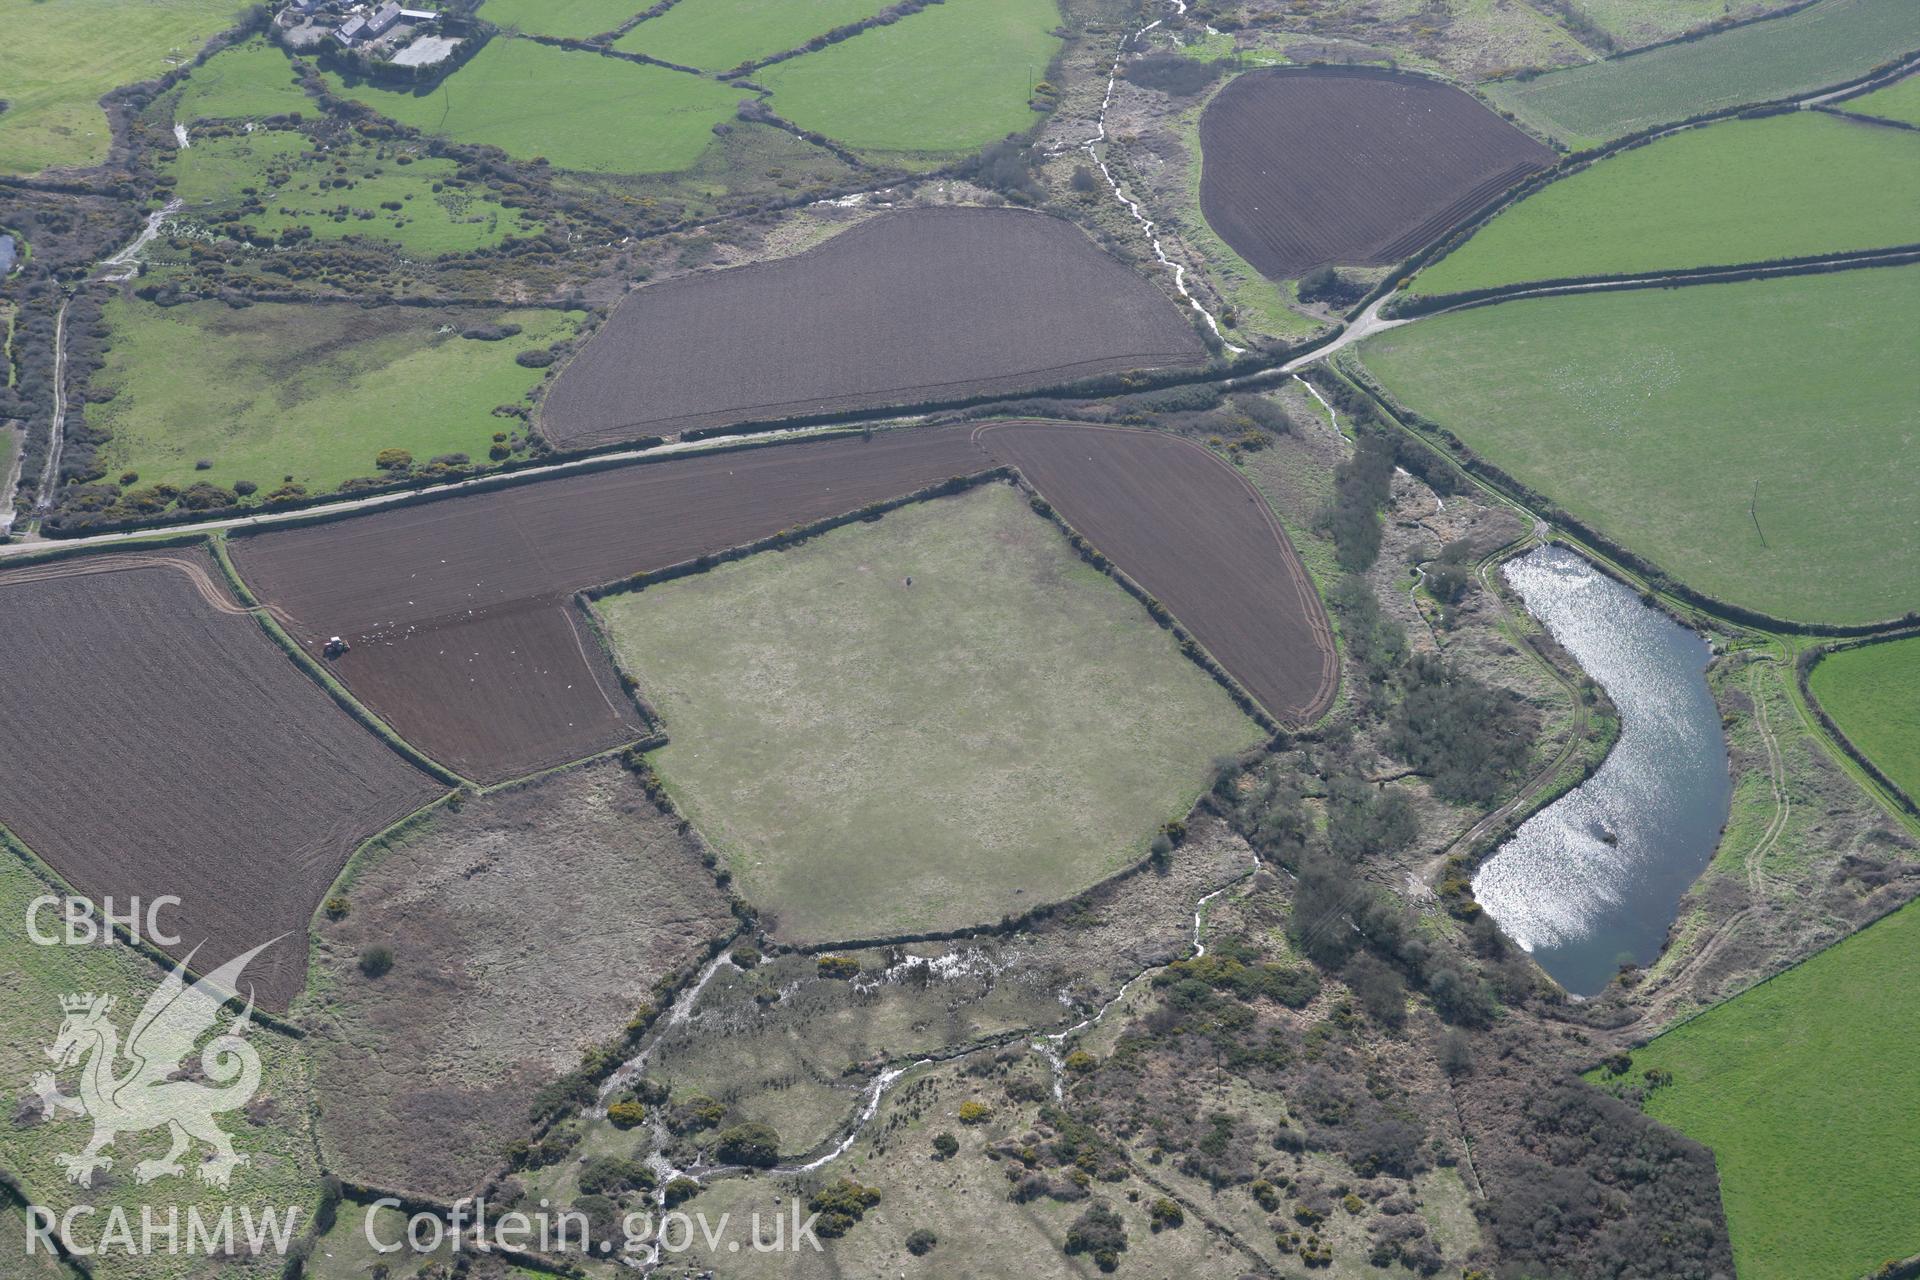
539, 206, 1211, 446
0, 551, 442, 1009
230, 428, 992, 781
1198, 67, 1554, 280
977, 422, 1337, 723
232, 423, 1337, 784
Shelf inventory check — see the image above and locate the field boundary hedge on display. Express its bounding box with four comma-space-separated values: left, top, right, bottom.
1389, 243, 1920, 317
208, 536, 471, 788
1796, 634, 1920, 821
1405, 64, 1920, 300
1336, 362, 1920, 637
0, 820, 309, 1042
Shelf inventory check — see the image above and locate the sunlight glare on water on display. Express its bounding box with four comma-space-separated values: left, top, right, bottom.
1472, 546, 1730, 996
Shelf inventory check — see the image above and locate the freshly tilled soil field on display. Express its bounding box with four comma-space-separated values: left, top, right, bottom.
0, 551, 442, 1008
978, 421, 1338, 723
230, 428, 991, 780
540, 206, 1211, 446
1198, 67, 1555, 280
232, 420, 1339, 779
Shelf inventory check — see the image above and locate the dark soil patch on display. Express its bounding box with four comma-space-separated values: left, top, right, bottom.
540, 207, 1210, 446
0, 550, 441, 1008
978, 422, 1337, 723
1198, 67, 1554, 280
231, 427, 992, 781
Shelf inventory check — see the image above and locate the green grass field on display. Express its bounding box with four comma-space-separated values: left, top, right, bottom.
597, 482, 1262, 942
0, 849, 324, 1280
1809, 635, 1920, 802
755, 0, 1064, 157
169, 37, 313, 123
1600, 900, 1920, 1279
1570, 0, 1802, 45
481, 0, 644, 39
0, 0, 241, 174
1485, 0, 1920, 146
1847, 70, 1920, 125
93, 297, 578, 494
326, 37, 741, 173
167, 128, 542, 255
1360, 264, 1920, 626
617, 0, 892, 70
1412, 112, 1920, 294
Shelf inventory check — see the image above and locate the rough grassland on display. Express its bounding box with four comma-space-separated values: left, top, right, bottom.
1609, 901, 1920, 1280
1412, 112, 1920, 294
1809, 636, 1920, 801
0, 855, 324, 1280
1360, 265, 1920, 625
94, 297, 578, 493
755, 0, 1064, 157
169, 37, 313, 123
168, 129, 543, 256
301, 761, 733, 1198
481, 0, 645, 40
617, 0, 892, 70
598, 483, 1263, 943
0, 0, 239, 174
1485, 0, 1920, 146
326, 38, 742, 173
1848, 71, 1920, 125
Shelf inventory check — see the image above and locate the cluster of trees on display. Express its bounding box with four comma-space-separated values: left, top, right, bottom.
1296, 265, 1365, 308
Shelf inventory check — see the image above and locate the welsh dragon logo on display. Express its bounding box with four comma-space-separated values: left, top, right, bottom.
27, 940, 274, 1189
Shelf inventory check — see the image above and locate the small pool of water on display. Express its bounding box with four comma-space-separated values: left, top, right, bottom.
1472, 545, 1731, 995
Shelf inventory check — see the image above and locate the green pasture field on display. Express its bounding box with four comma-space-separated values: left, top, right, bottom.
1485, 0, 1920, 146
1847, 70, 1920, 125
92, 297, 579, 494
1359, 264, 1920, 626
618, 0, 892, 70
1571, 0, 1801, 45
1809, 635, 1920, 802
326, 37, 741, 173
169, 37, 313, 124
1412, 112, 1920, 294
481, 0, 644, 40
0, 0, 240, 175
597, 482, 1263, 943
0, 851, 324, 1280
166, 128, 542, 256
1599, 900, 1920, 1280
755, 0, 1064, 158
